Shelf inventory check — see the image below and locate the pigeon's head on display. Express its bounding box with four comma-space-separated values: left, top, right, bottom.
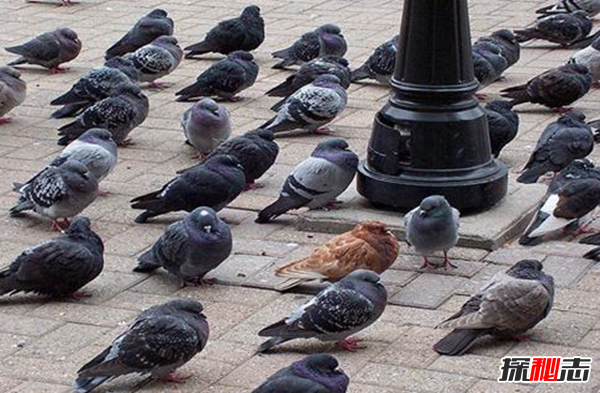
60, 160, 98, 190
315, 138, 348, 152
103, 57, 139, 81
321, 56, 349, 67
0, 66, 22, 80
186, 207, 221, 235
572, 10, 590, 19
568, 63, 592, 76
293, 355, 349, 393
148, 8, 168, 18
318, 24, 343, 36
313, 74, 342, 87
56, 27, 79, 42
229, 50, 254, 62
485, 100, 514, 114
247, 128, 275, 141
356, 221, 394, 238
312, 138, 358, 170
204, 154, 244, 173
491, 29, 517, 44
345, 269, 382, 284
153, 35, 178, 46
79, 128, 117, 151
66, 216, 91, 234
242, 5, 261, 17
559, 109, 587, 125
55, 28, 82, 54
417, 195, 453, 218
507, 259, 545, 280
165, 299, 207, 321
195, 97, 221, 114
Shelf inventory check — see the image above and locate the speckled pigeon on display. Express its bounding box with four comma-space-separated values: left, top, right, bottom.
405, 195, 460, 269
131, 154, 245, 223
547, 158, 600, 195
518, 111, 594, 184
105, 9, 174, 59
175, 50, 258, 102
0, 216, 103, 299
351, 35, 399, 84
10, 160, 98, 230
5, 27, 81, 73
500, 63, 592, 111
256, 138, 357, 223
267, 56, 351, 109
181, 98, 231, 158
514, 11, 592, 47
73, 299, 209, 392
570, 34, 600, 85
51, 57, 139, 119
537, 0, 600, 18
252, 354, 350, 393
519, 178, 600, 245
485, 100, 519, 158
0, 67, 26, 124
272, 24, 347, 69
134, 207, 232, 285
184, 5, 265, 58
258, 269, 387, 353
57, 83, 149, 146
434, 260, 554, 356
125, 35, 182, 89
475, 30, 521, 69
261, 75, 347, 135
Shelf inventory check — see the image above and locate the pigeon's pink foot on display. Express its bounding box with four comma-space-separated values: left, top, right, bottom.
228, 96, 243, 102
474, 93, 487, 100
514, 334, 530, 342
244, 182, 264, 191
0, 117, 12, 124
553, 106, 573, 114
69, 291, 92, 300
314, 126, 331, 135
118, 138, 135, 147
51, 219, 70, 231
593, 81, 600, 88
337, 337, 361, 351
50, 66, 69, 74
419, 256, 438, 269
149, 81, 171, 89
184, 277, 216, 287
574, 224, 597, 235
197, 152, 209, 160
97, 189, 110, 197
443, 252, 458, 269
322, 201, 342, 211
160, 373, 191, 383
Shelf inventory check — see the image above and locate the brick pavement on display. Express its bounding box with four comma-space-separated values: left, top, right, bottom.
0, 0, 599, 392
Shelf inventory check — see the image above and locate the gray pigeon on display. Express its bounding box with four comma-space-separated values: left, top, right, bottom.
272, 24, 347, 69
10, 160, 98, 230
0, 67, 26, 124
501, 63, 592, 111
134, 207, 232, 285
472, 42, 509, 89
519, 178, 600, 245
518, 111, 594, 184
131, 154, 245, 223
434, 260, 554, 356
258, 269, 387, 353
5, 27, 81, 73
175, 50, 258, 102
0, 216, 103, 299
485, 100, 519, 158
570, 34, 600, 86
514, 11, 592, 47
537, 0, 600, 17
184, 5, 265, 58
181, 98, 231, 158
256, 139, 358, 223
475, 30, 521, 69
73, 299, 209, 392
51, 57, 139, 119
252, 354, 350, 393
105, 9, 174, 59
179, 128, 279, 190
405, 195, 460, 269
125, 35, 182, 89
57, 83, 149, 146
351, 35, 399, 84
267, 56, 351, 110
261, 75, 348, 135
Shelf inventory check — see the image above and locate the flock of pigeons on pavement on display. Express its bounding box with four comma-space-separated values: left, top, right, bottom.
1, 0, 600, 391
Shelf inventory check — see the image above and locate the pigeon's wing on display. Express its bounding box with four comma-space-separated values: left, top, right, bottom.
286, 86, 344, 125
369, 41, 397, 76
130, 46, 173, 76
554, 179, 600, 219
80, 96, 135, 130
211, 61, 248, 93
206, 19, 247, 49
78, 315, 200, 378
8, 33, 60, 62
287, 157, 341, 197
292, 32, 321, 62
528, 68, 588, 103
537, 14, 580, 42
25, 167, 68, 208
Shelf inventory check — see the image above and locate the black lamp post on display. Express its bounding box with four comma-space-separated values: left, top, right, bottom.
357, 0, 508, 212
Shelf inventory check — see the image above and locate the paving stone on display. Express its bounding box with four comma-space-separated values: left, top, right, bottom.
529, 310, 596, 347
467, 380, 533, 393
428, 354, 503, 380
6, 382, 70, 393
390, 274, 468, 309
0, 314, 63, 337
541, 256, 594, 288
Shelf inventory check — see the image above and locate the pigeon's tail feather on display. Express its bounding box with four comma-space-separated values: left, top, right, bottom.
269, 99, 286, 112
261, 117, 299, 134
256, 196, 304, 223
72, 375, 111, 393
350, 65, 372, 82
569, 31, 599, 49
7, 57, 27, 66
265, 79, 293, 97
257, 336, 291, 353
0, 269, 19, 296
500, 85, 530, 106
57, 121, 87, 146
513, 29, 537, 43
517, 163, 553, 184
433, 329, 486, 356
133, 250, 161, 273
535, 4, 557, 15
51, 90, 86, 106
518, 233, 545, 246
274, 278, 304, 291
519, 208, 549, 246
9, 198, 33, 216
584, 246, 600, 260
184, 41, 213, 58
175, 82, 210, 102
51, 103, 89, 119
580, 232, 600, 245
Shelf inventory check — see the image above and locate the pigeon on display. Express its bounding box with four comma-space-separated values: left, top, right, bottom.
514, 11, 592, 47
131, 154, 245, 223
184, 5, 265, 58
546, 158, 600, 195
434, 260, 554, 356
267, 56, 351, 109
472, 42, 509, 89
181, 98, 231, 158
0, 216, 103, 299
272, 24, 347, 69
57, 83, 149, 146
125, 35, 182, 89
10, 160, 98, 230
405, 195, 460, 269
105, 9, 174, 59
175, 51, 258, 102
256, 139, 358, 223
260, 75, 348, 135
570, 34, 600, 86
500, 63, 592, 111
50, 57, 139, 119
0, 67, 26, 124
351, 35, 399, 84
5, 27, 81, 74
252, 354, 350, 393
537, 0, 600, 18
134, 207, 232, 285
519, 178, 600, 245
274, 221, 399, 291
474, 30, 521, 69
484, 100, 519, 158
517, 111, 594, 184
258, 269, 387, 353
73, 299, 209, 392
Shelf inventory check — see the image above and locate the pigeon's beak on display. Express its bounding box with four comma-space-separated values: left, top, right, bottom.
419, 209, 426, 217
237, 164, 244, 171
334, 367, 344, 374
203, 225, 212, 233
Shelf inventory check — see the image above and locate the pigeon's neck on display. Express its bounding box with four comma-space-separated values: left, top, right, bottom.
70, 231, 104, 255
291, 363, 347, 393
313, 150, 358, 172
